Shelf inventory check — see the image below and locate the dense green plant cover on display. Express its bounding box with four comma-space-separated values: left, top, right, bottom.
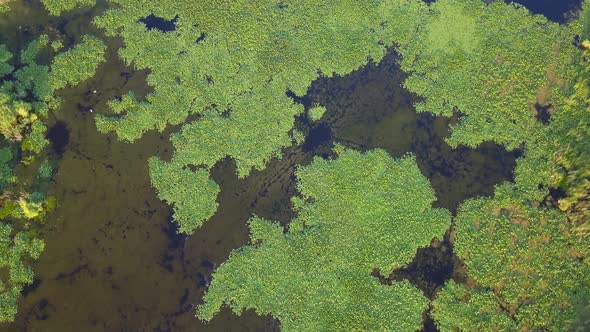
148, 159, 219, 234
0, 224, 44, 322
544, 31, 590, 252
397, 0, 576, 150
41, 0, 96, 15
432, 281, 517, 331
0, 147, 14, 189
0, 0, 11, 13
432, 184, 589, 331
198, 148, 451, 331
308, 105, 326, 122
73, 0, 589, 329
48, 35, 106, 92
421, 3, 590, 330
92, 0, 429, 233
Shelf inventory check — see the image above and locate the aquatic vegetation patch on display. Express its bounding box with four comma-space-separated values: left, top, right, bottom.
198, 148, 451, 331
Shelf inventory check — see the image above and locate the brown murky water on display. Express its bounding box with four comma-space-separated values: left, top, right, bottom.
0, 2, 519, 331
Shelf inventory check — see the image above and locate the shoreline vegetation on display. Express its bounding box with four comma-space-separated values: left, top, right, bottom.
0, 0, 587, 330
0, 24, 105, 321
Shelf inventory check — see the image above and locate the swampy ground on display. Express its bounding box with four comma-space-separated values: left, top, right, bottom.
0, 0, 581, 331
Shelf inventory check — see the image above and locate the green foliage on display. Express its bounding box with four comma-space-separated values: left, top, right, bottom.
16, 193, 56, 220
50, 40, 63, 52
397, 0, 576, 150
92, 0, 423, 141
0, 30, 104, 323
543, 38, 590, 253
432, 281, 517, 331
439, 186, 590, 330
37, 160, 52, 179
0, 45, 13, 78
148, 158, 219, 234
21, 121, 48, 156
41, 0, 96, 15
0, 147, 14, 189
170, 87, 301, 177
0, 1, 10, 14
14, 63, 51, 101
0, 93, 40, 142
0, 223, 44, 322
198, 148, 451, 331
93, 0, 426, 233
48, 35, 106, 92
308, 105, 327, 121
20, 35, 49, 65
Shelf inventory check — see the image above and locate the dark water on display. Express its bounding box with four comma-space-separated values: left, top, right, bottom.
140, 15, 177, 32
506, 0, 582, 23
47, 122, 70, 156
0, 1, 570, 331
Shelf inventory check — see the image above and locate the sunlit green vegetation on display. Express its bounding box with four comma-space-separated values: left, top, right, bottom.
398, 0, 575, 150
407, 1, 590, 330
308, 105, 327, 122
0, 1, 11, 13
0, 224, 44, 322
0, 29, 105, 321
41, 0, 95, 15
16, 0, 590, 330
432, 184, 589, 330
148, 159, 219, 234
198, 148, 451, 331
92, 0, 429, 233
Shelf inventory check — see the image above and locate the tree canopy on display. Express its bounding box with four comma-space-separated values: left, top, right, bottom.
198, 148, 451, 331
397, 0, 576, 151
432, 184, 589, 331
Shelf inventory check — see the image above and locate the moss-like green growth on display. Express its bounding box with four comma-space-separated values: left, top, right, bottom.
308, 105, 327, 122
41, 0, 96, 15
0, 33, 105, 322
0, 147, 14, 189
0, 1, 11, 14
433, 184, 590, 331
148, 159, 219, 234
398, 0, 575, 150
432, 281, 517, 331
198, 148, 451, 331
48, 35, 106, 92
0, 224, 44, 322
93, 0, 425, 233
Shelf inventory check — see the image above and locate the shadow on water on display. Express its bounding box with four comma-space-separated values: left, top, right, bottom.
47, 122, 70, 157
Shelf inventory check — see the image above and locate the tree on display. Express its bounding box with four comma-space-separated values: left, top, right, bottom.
0, 224, 44, 322
432, 184, 589, 331
396, 0, 576, 151
198, 148, 451, 331
148, 159, 219, 234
